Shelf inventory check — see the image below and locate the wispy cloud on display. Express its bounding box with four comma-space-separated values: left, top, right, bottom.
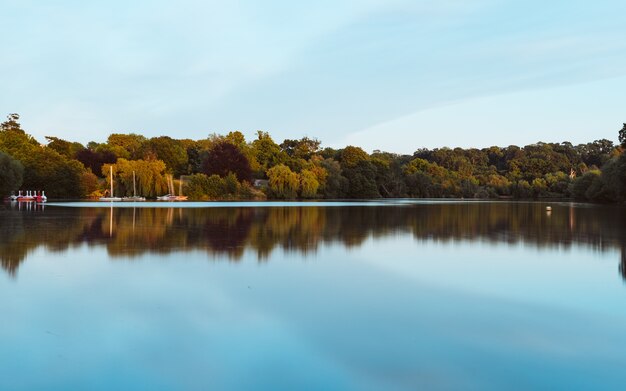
1, 0, 625, 146
337, 74, 626, 153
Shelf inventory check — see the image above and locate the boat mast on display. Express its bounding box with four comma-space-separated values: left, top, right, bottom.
133, 171, 137, 197
110, 166, 114, 197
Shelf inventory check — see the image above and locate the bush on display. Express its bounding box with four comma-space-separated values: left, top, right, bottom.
184, 173, 264, 200
570, 171, 600, 201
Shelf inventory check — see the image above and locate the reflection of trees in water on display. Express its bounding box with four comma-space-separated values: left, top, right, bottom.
0, 207, 102, 276
403, 203, 625, 256
200, 209, 254, 259
2, 203, 626, 281
249, 207, 326, 259
0, 209, 26, 276
619, 246, 626, 281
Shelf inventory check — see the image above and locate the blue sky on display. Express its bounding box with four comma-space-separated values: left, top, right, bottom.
1, 0, 625, 153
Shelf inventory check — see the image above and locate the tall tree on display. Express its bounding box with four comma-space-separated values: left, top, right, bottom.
619, 123, 626, 148
576, 139, 614, 168
75, 148, 117, 177
45, 136, 84, 159
251, 131, 285, 175
107, 133, 147, 160
144, 136, 188, 176
339, 146, 369, 168
0, 116, 87, 198
202, 142, 252, 182
0, 113, 24, 134
280, 136, 321, 159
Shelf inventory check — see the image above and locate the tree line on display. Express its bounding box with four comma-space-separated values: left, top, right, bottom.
1, 113, 625, 202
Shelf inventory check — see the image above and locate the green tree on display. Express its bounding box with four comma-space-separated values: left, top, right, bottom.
319, 158, 347, 198
184, 173, 226, 200
619, 123, 626, 148
107, 133, 147, 160
0, 113, 24, 134
0, 151, 24, 196
205, 131, 260, 175
484, 174, 511, 196
0, 117, 88, 198
339, 146, 369, 168
570, 171, 600, 201
45, 136, 84, 159
80, 170, 100, 198
104, 159, 169, 198
371, 157, 406, 197
75, 148, 117, 177
251, 131, 287, 176
544, 171, 570, 196
343, 161, 380, 198
267, 164, 299, 198
144, 136, 188, 176
584, 174, 614, 202
531, 178, 548, 197
280, 137, 321, 160
305, 157, 329, 193
223, 172, 241, 195
224, 131, 247, 150
202, 142, 253, 182
593, 153, 626, 202
576, 139, 614, 167
299, 169, 320, 198
513, 180, 533, 198
403, 158, 460, 197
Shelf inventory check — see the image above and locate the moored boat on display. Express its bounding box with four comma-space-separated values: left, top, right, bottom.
122, 171, 146, 201
99, 166, 122, 202
10, 190, 47, 202
157, 175, 187, 201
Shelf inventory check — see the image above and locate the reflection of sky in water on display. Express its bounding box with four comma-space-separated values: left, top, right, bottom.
0, 204, 626, 390
2, 232, 626, 390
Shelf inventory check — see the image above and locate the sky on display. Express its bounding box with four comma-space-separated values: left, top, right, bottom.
1, 0, 625, 154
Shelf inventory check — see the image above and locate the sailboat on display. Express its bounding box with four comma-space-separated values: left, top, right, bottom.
157, 175, 187, 201
176, 176, 188, 201
99, 166, 122, 202
122, 171, 146, 201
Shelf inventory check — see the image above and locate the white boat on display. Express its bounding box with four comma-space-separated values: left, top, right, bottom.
99, 166, 122, 202
123, 196, 146, 201
157, 175, 187, 201
156, 194, 177, 201
122, 171, 145, 201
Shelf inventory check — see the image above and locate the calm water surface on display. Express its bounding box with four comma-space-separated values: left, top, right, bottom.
1, 200, 626, 390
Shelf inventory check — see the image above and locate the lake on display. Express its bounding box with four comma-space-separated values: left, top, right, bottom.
1, 200, 625, 390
